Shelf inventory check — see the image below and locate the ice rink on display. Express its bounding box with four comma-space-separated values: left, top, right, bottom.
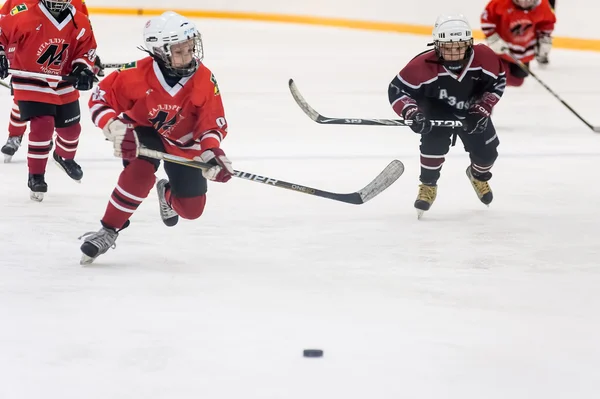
1, 15, 600, 399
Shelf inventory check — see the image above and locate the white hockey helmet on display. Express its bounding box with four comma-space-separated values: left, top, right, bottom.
432, 14, 474, 70
41, 0, 72, 13
143, 11, 203, 77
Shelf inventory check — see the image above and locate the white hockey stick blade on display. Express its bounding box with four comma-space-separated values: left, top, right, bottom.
288, 78, 321, 121
356, 160, 405, 203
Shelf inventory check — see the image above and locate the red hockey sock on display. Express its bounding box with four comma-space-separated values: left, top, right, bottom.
55, 123, 81, 160
8, 100, 26, 137
165, 190, 207, 220
101, 159, 156, 230
27, 115, 55, 175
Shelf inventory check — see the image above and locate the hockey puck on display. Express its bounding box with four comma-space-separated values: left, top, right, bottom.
303, 349, 323, 358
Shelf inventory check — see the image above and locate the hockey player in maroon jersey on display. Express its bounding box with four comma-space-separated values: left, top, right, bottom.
0, 0, 104, 163
79, 11, 233, 265
0, 0, 97, 201
388, 14, 506, 219
481, 0, 556, 86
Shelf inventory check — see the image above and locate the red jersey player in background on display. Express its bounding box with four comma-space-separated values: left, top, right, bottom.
79, 11, 233, 265
481, 0, 556, 86
0, 0, 97, 201
0, 0, 104, 163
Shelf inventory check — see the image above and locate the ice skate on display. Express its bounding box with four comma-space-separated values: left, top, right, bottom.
1, 135, 22, 163
53, 151, 83, 182
414, 183, 437, 219
28, 174, 47, 202
466, 166, 493, 205
79, 221, 129, 265
156, 179, 179, 227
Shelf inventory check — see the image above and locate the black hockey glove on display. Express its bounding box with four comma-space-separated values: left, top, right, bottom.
0, 45, 8, 80
462, 103, 490, 134
404, 106, 432, 134
93, 54, 105, 77
70, 63, 95, 91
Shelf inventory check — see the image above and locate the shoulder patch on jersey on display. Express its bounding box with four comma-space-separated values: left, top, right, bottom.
119, 61, 138, 71
10, 3, 28, 15
210, 73, 220, 96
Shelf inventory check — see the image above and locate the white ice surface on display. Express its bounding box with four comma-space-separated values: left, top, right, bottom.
0, 17, 599, 399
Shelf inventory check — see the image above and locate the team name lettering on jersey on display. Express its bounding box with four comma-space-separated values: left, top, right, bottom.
36, 39, 69, 74
148, 104, 184, 135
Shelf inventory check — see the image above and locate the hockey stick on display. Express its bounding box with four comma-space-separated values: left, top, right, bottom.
101, 63, 127, 69
288, 78, 463, 128
506, 54, 600, 132
0, 79, 10, 89
137, 148, 405, 205
8, 68, 77, 83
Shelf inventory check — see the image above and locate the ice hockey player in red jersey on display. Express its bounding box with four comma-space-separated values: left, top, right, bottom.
79, 11, 233, 265
0, 0, 97, 201
481, 0, 556, 86
0, 0, 104, 163
388, 14, 506, 219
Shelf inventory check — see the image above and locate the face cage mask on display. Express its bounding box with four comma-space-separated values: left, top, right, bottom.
155, 36, 204, 78
434, 40, 473, 71
41, 0, 72, 13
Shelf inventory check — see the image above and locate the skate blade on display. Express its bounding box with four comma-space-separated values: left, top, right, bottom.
3, 153, 12, 163
30, 191, 44, 202
80, 254, 96, 265
416, 209, 425, 220
54, 160, 82, 183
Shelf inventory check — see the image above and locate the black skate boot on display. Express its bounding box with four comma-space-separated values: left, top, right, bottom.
1, 135, 22, 163
156, 179, 179, 227
28, 174, 48, 202
79, 220, 130, 265
414, 183, 437, 219
466, 166, 493, 205
53, 151, 83, 182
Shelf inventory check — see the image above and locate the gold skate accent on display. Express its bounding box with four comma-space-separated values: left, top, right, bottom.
466, 167, 493, 205
414, 184, 437, 219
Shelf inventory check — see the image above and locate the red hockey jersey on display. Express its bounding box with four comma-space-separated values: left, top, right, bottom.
0, 2, 97, 104
481, 0, 556, 63
89, 57, 228, 158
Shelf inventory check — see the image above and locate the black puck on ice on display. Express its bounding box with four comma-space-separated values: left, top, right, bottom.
303, 349, 323, 358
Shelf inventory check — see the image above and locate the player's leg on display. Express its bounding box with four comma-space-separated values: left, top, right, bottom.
1, 98, 27, 162
415, 128, 452, 218
502, 59, 529, 87
54, 100, 83, 181
18, 101, 58, 201
79, 129, 163, 264
459, 120, 499, 205
159, 156, 208, 226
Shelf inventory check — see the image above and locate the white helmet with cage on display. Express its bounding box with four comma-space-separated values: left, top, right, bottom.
432, 14, 474, 70
41, 0, 72, 14
143, 11, 204, 77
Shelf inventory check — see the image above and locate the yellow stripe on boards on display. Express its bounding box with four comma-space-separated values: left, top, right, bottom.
87, 7, 600, 52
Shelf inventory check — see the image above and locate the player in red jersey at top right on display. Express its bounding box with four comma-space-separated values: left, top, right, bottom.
79, 11, 233, 265
481, 0, 556, 87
